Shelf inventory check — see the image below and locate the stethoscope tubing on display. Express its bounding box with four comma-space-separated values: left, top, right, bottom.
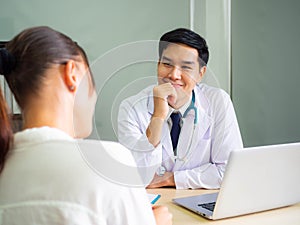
174, 90, 197, 162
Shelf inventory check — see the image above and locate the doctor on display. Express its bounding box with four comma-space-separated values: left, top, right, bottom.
118, 28, 243, 189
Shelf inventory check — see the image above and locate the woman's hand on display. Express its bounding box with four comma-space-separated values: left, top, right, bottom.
152, 205, 173, 225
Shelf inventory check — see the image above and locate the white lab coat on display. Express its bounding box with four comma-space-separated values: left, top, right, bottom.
118, 83, 243, 189
0, 127, 156, 225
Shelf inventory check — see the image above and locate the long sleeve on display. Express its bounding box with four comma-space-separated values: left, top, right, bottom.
118, 95, 162, 184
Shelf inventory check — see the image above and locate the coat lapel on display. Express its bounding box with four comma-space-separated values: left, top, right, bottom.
174, 86, 213, 169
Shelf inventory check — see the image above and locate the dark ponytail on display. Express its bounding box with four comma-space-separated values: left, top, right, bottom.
0, 48, 16, 76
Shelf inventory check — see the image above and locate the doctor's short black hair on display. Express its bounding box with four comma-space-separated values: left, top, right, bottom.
159, 28, 209, 67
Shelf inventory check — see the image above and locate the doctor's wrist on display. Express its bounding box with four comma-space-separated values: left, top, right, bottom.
151, 115, 165, 122
152, 106, 168, 119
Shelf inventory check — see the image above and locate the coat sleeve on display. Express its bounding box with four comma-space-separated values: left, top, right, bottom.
118, 97, 162, 184
174, 90, 243, 189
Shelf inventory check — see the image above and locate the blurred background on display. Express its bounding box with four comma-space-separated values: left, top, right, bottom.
1, 0, 299, 147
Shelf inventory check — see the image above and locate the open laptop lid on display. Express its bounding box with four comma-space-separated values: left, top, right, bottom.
213, 142, 300, 219
173, 142, 300, 220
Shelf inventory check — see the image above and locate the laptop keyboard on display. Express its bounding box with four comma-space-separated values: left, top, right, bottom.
198, 202, 216, 211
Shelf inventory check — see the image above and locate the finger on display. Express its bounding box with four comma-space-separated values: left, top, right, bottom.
152, 205, 160, 210
152, 205, 168, 212
154, 84, 176, 100
161, 83, 177, 100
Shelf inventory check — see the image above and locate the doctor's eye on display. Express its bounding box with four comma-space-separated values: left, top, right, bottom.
162, 62, 173, 68
181, 65, 193, 71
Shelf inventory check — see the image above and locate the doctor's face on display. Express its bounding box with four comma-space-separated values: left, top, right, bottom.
157, 43, 205, 106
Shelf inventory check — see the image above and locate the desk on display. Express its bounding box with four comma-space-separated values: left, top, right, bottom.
147, 188, 300, 225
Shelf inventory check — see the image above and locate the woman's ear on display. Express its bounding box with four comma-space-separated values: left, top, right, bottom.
64, 60, 78, 93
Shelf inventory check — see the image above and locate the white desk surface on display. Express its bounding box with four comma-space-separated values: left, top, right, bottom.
147, 188, 300, 225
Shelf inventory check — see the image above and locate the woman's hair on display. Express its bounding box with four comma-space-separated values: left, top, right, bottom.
0, 87, 13, 173
159, 28, 209, 67
1, 26, 93, 109
0, 26, 92, 173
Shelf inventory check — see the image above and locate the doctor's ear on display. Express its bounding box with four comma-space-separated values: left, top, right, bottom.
64, 60, 78, 93
196, 66, 206, 84
199, 66, 207, 78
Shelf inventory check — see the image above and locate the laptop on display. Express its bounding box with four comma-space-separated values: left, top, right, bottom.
172, 142, 300, 220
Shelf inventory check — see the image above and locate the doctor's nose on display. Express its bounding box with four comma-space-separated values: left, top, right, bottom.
168, 66, 182, 80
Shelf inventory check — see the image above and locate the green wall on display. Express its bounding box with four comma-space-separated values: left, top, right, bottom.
232, 0, 300, 146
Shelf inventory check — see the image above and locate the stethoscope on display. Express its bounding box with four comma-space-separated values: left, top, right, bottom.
157, 90, 198, 176
174, 90, 198, 161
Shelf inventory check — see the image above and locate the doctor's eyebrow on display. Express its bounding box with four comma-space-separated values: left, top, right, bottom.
161, 56, 195, 65
181, 60, 195, 65
161, 56, 172, 63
